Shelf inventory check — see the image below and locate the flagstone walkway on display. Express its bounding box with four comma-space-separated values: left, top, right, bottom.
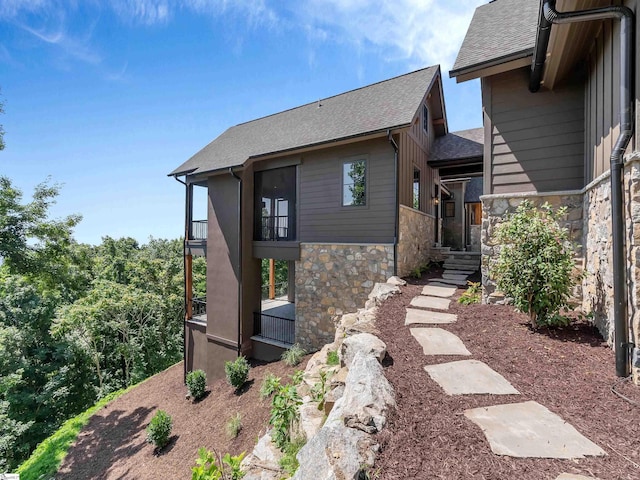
404, 267, 606, 479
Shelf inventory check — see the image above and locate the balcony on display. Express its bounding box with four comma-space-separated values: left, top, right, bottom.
260, 215, 291, 241
186, 219, 207, 256
252, 298, 295, 347
191, 220, 207, 240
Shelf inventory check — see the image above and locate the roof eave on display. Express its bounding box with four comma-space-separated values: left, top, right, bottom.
449, 49, 534, 82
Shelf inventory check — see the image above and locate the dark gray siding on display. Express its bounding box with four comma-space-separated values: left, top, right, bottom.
298, 137, 395, 243
486, 67, 585, 194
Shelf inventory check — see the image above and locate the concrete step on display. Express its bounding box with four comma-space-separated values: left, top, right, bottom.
443, 262, 480, 271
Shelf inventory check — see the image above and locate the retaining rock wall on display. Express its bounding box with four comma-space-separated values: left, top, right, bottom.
397, 205, 435, 277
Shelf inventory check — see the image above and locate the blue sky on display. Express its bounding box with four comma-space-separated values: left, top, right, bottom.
1, 0, 484, 245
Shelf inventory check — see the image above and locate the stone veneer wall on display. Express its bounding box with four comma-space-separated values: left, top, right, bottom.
481, 153, 640, 382
480, 192, 584, 304
397, 205, 435, 277
295, 243, 394, 350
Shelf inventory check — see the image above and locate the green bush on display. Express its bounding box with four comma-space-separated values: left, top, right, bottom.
146, 410, 173, 450
269, 384, 302, 450
493, 200, 577, 328
226, 413, 242, 439
191, 447, 245, 480
259, 373, 281, 399
458, 281, 481, 305
281, 344, 306, 367
224, 356, 250, 390
278, 437, 306, 476
326, 350, 339, 366
186, 369, 207, 400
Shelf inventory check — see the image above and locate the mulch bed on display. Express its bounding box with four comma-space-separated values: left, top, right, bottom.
373, 269, 640, 480
57, 357, 308, 480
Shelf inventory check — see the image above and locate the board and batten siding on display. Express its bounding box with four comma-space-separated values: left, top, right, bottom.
298, 137, 395, 243
484, 67, 585, 194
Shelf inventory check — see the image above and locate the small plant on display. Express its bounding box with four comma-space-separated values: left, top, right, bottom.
278, 437, 306, 476
290, 370, 304, 385
226, 413, 242, 439
269, 384, 302, 450
493, 200, 577, 329
310, 370, 331, 411
281, 344, 306, 366
260, 373, 281, 399
191, 447, 245, 480
186, 369, 207, 400
225, 356, 250, 390
326, 350, 339, 366
458, 281, 481, 305
411, 266, 422, 279
146, 409, 173, 450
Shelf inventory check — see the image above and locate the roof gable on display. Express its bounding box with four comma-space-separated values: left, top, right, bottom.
171, 66, 441, 176
450, 0, 539, 79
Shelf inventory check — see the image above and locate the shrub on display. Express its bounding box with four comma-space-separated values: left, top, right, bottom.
269, 384, 302, 450
191, 447, 245, 480
310, 370, 331, 411
326, 350, 339, 366
278, 437, 306, 476
226, 413, 242, 439
458, 281, 481, 305
224, 356, 250, 390
146, 410, 173, 450
281, 344, 306, 366
493, 200, 577, 329
259, 373, 281, 399
186, 369, 207, 400
290, 370, 304, 385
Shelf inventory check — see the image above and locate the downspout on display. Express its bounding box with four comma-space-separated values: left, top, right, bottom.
388, 130, 399, 276
229, 167, 243, 356
173, 174, 188, 382
530, 0, 635, 377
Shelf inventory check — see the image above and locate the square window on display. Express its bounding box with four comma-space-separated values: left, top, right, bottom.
445, 201, 455, 217
343, 159, 366, 206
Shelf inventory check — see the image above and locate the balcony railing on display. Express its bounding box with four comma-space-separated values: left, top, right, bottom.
191, 220, 207, 240
192, 297, 206, 317
260, 215, 291, 241
253, 312, 294, 345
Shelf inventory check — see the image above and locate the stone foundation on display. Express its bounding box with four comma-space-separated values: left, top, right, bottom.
397, 205, 435, 277
294, 243, 394, 351
480, 154, 640, 382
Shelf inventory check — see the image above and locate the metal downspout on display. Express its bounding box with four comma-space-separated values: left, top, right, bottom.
388, 130, 399, 276
529, 0, 635, 377
173, 174, 188, 382
229, 167, 243, 356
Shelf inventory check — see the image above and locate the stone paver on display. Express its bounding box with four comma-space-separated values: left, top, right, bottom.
405, 308, 456, 325
421, 284, 457, 297
409, 295, 451, 310
442, 273, 469, 281
430, 278, 468, 286
464, 401, 606, 459
443, 269, 475, 276
423, 359, 519, 395
410, 328, 471, 356
556, 474, 601, 480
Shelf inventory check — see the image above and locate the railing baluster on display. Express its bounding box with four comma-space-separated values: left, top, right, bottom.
253, 311, 295, 345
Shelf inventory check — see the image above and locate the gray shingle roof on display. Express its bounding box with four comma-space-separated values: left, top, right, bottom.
450, 0, 539, 77
430, 127, 483, 161
171, 66, 440, 176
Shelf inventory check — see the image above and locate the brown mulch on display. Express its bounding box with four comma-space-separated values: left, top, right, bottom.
57, 357, 308, 480
373, 269, 640, 480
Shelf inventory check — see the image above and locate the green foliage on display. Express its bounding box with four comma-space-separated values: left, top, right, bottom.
146, 410, 173, 450
269, 384, 302, 450
191, 448, 245, 480
281, 344, 306, 367
345, 159, 366, 206
260, 259, 288, 299
493, 200, 577, 328
186, 370, 207, 401
226, 413, 242, 439
16, 388, 131, 480
224, 356, 250, 390
326, 350, 339, 366
310, 370, 331, 411
259, 373, 281, 400
278, 437, 305, 476
290, 370, 304, 386
458, 281, 482, 305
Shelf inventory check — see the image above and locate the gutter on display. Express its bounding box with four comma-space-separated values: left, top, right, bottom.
173, 174, 188, 383
388, 130, 399, 277
229, 167, 243, 356
529, 0, 635, 377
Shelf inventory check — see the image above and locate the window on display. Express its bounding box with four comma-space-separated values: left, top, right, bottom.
343, 159, 366, 206
254, 166, 296, 241
423, 105, 429, 134
445, 201, 455, 217
413, 168, 420, 210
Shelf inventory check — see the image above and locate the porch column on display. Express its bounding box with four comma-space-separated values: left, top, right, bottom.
185, 182, 194, 320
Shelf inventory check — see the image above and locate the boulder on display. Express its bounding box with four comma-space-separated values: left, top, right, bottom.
341, 333, 387, 368
386, 276, 407, 286
366, 283, 400, 308
241, 431, 284, 480
297, 395, 325, 440
342, 352, 396, 434
323, 384, 345, 416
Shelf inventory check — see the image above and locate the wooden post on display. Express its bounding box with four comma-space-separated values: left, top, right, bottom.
269, 258, 276, 300
185, 254, 193, 319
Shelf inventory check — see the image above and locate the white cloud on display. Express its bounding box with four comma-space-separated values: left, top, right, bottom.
291, 0, 484, 71
108, 0, 171, 25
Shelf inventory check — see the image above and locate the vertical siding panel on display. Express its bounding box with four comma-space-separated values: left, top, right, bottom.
611, 15, 621, 157
603, 21, 613, 164
590, 50, 598, 176
596, 33, 604, 175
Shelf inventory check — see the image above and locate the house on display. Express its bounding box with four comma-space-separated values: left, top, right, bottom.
170, 66, 477, 380
450, 0, 640, 380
